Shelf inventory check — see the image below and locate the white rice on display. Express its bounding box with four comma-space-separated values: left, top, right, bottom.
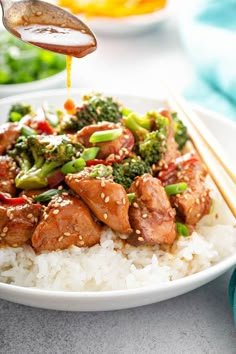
0, 178, 235, 291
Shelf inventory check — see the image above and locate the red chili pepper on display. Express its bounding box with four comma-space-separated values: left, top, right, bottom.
47, 170, 65, 188
86, 159, 110, 167
0, 193, 27, 205
36, 120, 54, 135
159, 153, 199, 182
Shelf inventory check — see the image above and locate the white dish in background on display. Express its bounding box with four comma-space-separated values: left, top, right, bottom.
77, 3, 173, 36
0, 89, 235, 312
0, 70, 66, 98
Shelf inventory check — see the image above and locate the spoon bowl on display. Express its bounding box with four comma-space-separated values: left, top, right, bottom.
0, 0, 97, 58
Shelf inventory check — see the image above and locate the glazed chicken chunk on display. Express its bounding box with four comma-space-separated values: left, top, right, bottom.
65, 168, 132, 234
161, 154, 212, 225
0, 122, 20, 155
32, 194, 102, 251
0, 155, 18, 196
127, 174, 177, 246
76, 122, 134, 161
0, 200, 42, 247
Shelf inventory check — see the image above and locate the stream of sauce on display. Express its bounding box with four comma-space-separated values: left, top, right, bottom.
64, 55, 76, 115
13, 23, 96, 114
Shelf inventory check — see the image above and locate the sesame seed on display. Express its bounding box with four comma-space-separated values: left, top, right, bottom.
201, 197, 206, 202
135, 229, 141, 234
133, 202, 139, 209
138, 237, 144, 242
122, 198, 126, 205
79, 240, 85, 246
101, 179, 105, 187
27, 213, 33, 219
79, 235, 83, 240
103, 213, 108, 220
135, 180, 140, 187
105, 196, 110, 203
142, 214, 148, 218
64, 232, 71, 236
58, 236, 64, 242
101, 193, 105, 199
53, 209, 59, 215
197, 213, 201, 218
58, 185, 63, 190
196, 198, 200, 205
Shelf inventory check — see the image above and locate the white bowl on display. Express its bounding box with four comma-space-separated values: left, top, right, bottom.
0, 70, 66, 98
0, 89, 235, 312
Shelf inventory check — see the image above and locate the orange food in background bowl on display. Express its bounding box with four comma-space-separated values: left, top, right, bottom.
58, 0, 167, 18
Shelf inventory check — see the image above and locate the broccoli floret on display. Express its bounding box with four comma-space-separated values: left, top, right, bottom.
139, 130, 168, 166
61, 93, 123, 132
11, 135, 82, 190
171, 112, 188, 150
8, 103, 32, 122
123, 110, 169, 142
88, 164, 113, 178
113, 158, 151, 190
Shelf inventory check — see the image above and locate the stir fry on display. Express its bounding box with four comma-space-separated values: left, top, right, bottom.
0, 93, 212, 251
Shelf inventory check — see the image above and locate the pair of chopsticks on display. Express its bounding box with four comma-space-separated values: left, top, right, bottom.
163, 83, 236, 218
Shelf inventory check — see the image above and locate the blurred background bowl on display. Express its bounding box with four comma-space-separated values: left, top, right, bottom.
0, 28, 66, 98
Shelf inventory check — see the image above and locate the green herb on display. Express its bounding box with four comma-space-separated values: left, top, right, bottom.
165, 182, 187, 195
81, 147, 100, 161
34, 188, 66, 203
0, 31, 66, 85
21, 125, 37, 137
89, 128, 122, 143
61, 158, 86, 174
127, 193, 135, 203
176, 222, 189, 237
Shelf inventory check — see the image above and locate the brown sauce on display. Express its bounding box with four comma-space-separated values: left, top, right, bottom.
14, 24, 97, 58
63, 55, 76, 115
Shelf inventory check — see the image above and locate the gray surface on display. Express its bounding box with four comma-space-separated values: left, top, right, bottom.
0, 270, 235, 354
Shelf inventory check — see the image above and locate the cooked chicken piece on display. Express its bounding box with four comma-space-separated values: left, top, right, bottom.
65, 168, 132, 234
161, 154, 212, 225
0, 123, 20, 155
127, 174, 176, 246
171, 160, 211, 225
76, 122, 134, 161
32, 194, 102, 251
0, 156, 18, 196
158, 109, 180, 168
0, 201, 42, 247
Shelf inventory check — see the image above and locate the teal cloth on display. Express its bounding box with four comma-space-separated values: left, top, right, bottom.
179, 0, 236, 325
179, 0, 236, 121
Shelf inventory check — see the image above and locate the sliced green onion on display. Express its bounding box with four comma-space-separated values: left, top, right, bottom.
121, 107, 132, 117
165, 182, 187, 195
176, 222, 189, 237
43, 104, 60, 127
21, 125, 37, 137
89, 128, 122, 143
34, 188, 65, 202
10, 112, 23, 122
81, 147, 100, 161
127, 193, 135, 203
61, 158, 85, 174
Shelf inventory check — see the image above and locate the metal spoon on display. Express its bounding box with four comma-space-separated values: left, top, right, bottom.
0, 0, 97, 58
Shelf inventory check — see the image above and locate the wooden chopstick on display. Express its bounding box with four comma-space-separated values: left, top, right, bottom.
163, 85, 236, 218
